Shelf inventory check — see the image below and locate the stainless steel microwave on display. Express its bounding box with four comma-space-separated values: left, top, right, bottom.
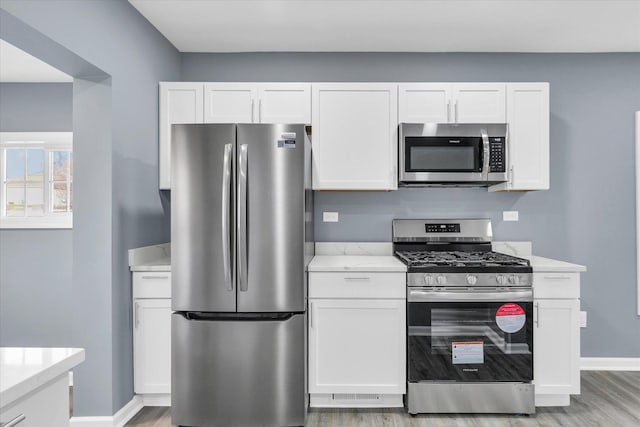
399, 123, 509, 186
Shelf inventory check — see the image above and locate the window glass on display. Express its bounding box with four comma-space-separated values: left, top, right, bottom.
1, 133, 73, 228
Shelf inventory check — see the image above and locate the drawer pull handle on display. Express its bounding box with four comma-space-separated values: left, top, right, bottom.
141, 275, 169, 280
2, 414, 26, 427
543, 275, 572, 280
344, 277, 371, 281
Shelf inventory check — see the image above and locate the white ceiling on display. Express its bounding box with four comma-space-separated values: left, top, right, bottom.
129, 0, 640, 53
0, 39, 72, 83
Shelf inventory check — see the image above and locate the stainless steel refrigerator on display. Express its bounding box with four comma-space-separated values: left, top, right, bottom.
170, 123, 313, 427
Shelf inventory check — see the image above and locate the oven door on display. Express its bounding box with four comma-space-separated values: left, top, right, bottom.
400, 136, 485, 183
407, 288, 533, 383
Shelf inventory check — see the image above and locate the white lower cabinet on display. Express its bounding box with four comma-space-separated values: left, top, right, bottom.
533, 272, 581, 407
132, 272, 172, 400
133, 299, 172, 394
308, 272, 406, 407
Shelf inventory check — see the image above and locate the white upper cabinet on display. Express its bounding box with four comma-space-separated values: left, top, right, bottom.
257, 83, 311, 124
312, 83, 398, 190
204, 83, 256, 123
204, 83, 311, 124
490, 83, 550, 192
453, 83, 506, 123
160, 81, 547, 192
159, 82, 204, 190
398, 83, 451, 123
398, 83, 505, 124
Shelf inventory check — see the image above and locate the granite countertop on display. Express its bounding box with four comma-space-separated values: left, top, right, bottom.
0, 347, 85, 408
526, 255, 587, 273
308, 255, 407, 272
129, 243, 171, 272
126, 242, 586, 274
130, 257, 171, 272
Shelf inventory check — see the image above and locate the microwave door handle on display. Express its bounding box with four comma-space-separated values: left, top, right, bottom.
481, 128, 490, 180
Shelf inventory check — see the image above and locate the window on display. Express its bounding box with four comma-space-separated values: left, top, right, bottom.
1, 132, 73, 228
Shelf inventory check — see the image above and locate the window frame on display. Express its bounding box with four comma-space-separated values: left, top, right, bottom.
0, 132, 73, 229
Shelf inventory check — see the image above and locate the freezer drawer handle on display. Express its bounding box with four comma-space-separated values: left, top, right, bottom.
182, 311, 296, 321
222, 143, 233, 291
238, 144, 249, 292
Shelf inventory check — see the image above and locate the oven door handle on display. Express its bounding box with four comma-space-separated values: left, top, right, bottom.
408, 289, 533, 302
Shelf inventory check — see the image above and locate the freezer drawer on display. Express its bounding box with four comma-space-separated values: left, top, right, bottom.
172, 312, 306, 427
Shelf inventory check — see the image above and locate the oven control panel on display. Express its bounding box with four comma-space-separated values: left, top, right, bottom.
425, 223, 460, 233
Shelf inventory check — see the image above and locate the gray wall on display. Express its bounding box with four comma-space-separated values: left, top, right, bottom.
0, 83, 73, 347
182, 52, 640, 358
1, 0, 180, 415
0, 82, 73, 131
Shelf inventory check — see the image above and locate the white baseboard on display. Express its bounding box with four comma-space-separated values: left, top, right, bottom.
580, 357, 640, 371
70, 395, 143, 427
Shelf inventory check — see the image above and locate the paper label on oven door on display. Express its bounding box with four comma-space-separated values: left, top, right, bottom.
452, 341, 484, 364
496, 303, 526, 333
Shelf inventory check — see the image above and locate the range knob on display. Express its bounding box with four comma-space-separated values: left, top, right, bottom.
508, 274, 518, 285
424, 274, 435, 286
496, 274, 507, 285
436, 275, 447, 285
466, 275, 477, 285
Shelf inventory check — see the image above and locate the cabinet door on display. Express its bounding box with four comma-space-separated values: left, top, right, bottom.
453, 83, 506, 123
312, 83, 398, 190
257, 83, 311, 124
159, 82, 204, 190
308, 298, 406, 394
534, 299, 580, 396
203, 83, 256, 123
133, 299, 171, 394
398, 83, 452, 123
505, 83, 550, 190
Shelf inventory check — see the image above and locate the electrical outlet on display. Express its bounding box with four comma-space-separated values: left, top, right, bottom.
580, 311, 587, 328
503, 211, 519, 221
323, 211, 339, 223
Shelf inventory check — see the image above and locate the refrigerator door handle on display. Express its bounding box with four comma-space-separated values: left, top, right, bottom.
222, 143, 233, 291
238, 143, 249, 292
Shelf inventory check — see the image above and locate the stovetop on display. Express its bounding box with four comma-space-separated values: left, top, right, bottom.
394, 250, 532, 274
395, 250, 530, 268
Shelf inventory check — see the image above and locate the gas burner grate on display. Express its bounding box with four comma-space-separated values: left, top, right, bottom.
395, 250, 530, 268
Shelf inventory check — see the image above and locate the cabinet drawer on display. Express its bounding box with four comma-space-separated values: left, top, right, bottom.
133, 272, 171, 298
533, 273, 579, 299
309, 272, 405, 299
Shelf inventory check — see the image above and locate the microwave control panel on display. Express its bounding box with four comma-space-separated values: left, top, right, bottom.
489, 138, 506, 173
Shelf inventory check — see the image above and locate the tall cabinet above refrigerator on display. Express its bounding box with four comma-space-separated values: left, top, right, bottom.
171, 123, 313, 427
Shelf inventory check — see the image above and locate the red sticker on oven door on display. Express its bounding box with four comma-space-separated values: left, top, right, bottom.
496, 303, 526, 333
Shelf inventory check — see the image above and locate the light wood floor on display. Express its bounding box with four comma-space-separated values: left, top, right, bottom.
126, 371, 640, 426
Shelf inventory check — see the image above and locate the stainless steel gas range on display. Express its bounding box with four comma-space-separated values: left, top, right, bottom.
393, 219, 535, 415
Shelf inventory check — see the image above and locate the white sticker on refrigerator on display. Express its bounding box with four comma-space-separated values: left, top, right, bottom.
495, 303, 526, 333
452, 341, 484, 364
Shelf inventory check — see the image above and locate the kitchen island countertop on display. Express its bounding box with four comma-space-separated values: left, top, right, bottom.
0, 347, 85, 409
